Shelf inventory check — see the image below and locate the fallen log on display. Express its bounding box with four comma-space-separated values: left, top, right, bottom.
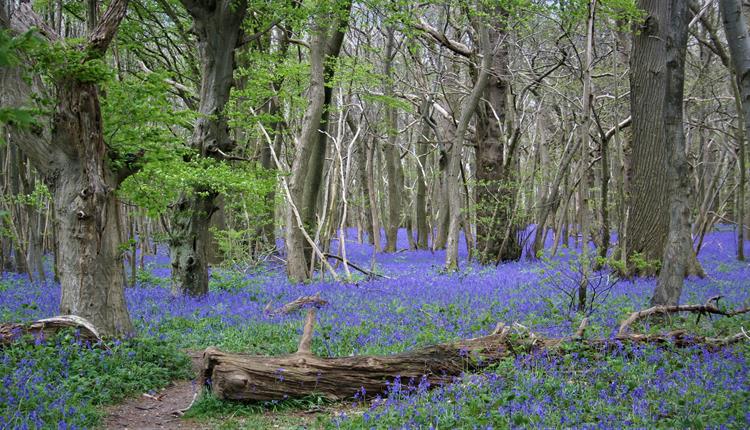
0, 315, 102, 346
201, 303, 749, 402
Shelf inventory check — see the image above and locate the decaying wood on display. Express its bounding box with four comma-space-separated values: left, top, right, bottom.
0, 315, 102, 346
263, 293, 328, 317
616, 295, 750, 337
201, 301, 750, 402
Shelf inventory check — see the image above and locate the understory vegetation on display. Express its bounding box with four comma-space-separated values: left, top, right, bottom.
1, 228, 748, 429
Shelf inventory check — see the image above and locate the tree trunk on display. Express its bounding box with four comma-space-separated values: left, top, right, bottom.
383, 26, 402, 253
415, 101, 431, 250
720, 0, 750, 261
2, 0, 133, 336
629, 0, 703, 278
445, 25, 492, 270
169, 0, 246, 296
475, 6, 520, 264
627, 0, 672, 273
202, 303, 749, 402
285, 1, 352, 281
651, 0, 691, 307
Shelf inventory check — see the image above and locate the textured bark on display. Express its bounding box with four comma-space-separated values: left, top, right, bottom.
2, 0, 133, 336
0, 315, 102, 347
651, 0, 690, 307
475, 6, 520, 263
627, 0, 670, 272
415, 101, 431, 250
285, 2, 352, 281
629, 0, 702, 277
348, 114, 375, 245
366, 136, 383, 252
169, 0, 246, 296
720, 0, 750, 261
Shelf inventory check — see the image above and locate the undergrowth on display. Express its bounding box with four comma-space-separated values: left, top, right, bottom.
0, 332, 191, 429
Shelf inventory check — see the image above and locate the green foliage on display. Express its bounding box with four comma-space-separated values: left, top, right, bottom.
31, 39, 113, 83
102, 72, 195, 172
628, 251, 661, 275
135, 264, 170, 288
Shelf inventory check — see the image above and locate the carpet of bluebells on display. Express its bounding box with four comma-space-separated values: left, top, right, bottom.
1, 227, 749, 429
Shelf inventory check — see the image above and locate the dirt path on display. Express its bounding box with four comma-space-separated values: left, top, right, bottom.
102, 351, 206, 430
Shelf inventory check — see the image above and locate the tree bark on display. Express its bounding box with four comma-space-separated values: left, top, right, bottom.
285, 1, 352, 281
629, 0, 703, 278
202, 303, 749, 402
445, 24, 492, 270
474, 7, 520, 264
169, 0, 247, 296
720, 0, 750, 261
651, 0, 691, 307
383, 26, 402, 253
2, 0, 133, 336
627, 0, 672, 273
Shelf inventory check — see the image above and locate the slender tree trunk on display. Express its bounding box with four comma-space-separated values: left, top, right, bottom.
383, 26, 402, 252
446, 24, 492, 270
577, 0, 596, 311
415, 102, 431, 249
366, 136, 383, 252
285, 2, 352, 281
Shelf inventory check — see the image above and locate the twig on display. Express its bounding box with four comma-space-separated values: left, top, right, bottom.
172, 391, 198, 417
323, 253, 391, 279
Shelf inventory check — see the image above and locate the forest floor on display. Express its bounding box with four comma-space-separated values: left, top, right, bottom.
1, 227, 749, 429
102, 351, 203, 430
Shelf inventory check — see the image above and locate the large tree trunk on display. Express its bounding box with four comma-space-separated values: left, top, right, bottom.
169, 0, 246, 296
474, 6, 520, 264
629, 0, 702, 278
720, 0, 750, 261
651, 0, 691, 307
2, 0, 134, 337
627, 0, 672, 273
445, 24, 492, 270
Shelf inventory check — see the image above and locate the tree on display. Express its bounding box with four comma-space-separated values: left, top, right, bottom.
285, 0, 352, 282
650, 0, 691, 306
628, 0, 703, 280
475, 4, 521, 263
1, 0, 134, 336
168, 0, 247, 296
719, 0, 749, 261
